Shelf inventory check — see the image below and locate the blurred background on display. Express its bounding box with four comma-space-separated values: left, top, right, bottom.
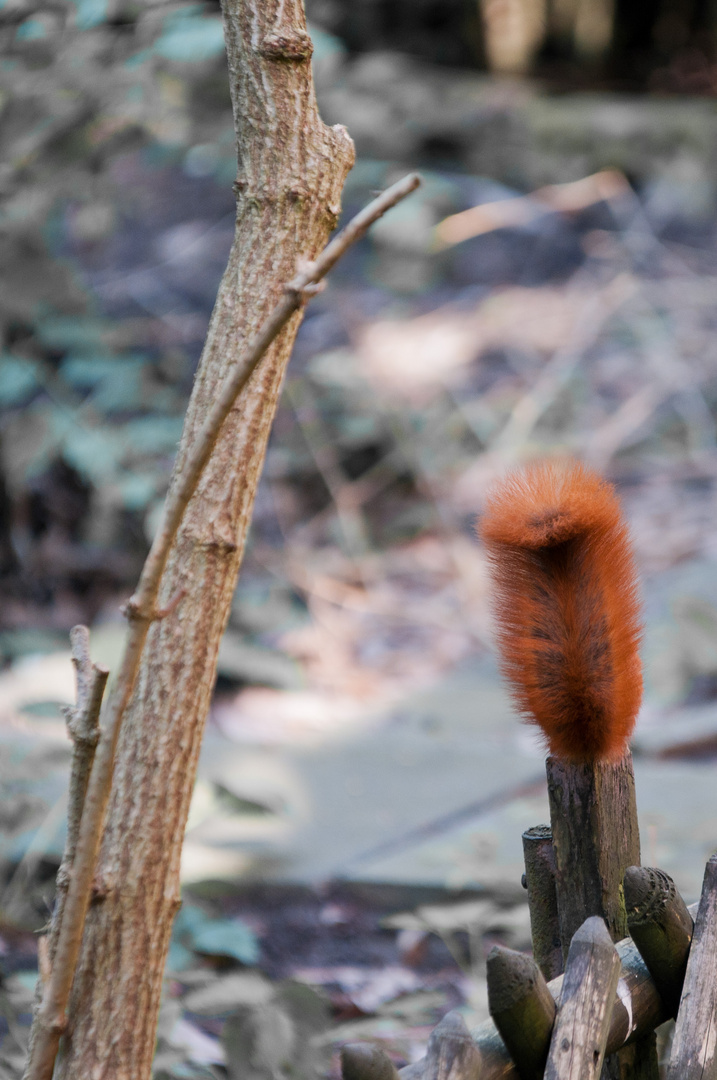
2, 0, 717, 1075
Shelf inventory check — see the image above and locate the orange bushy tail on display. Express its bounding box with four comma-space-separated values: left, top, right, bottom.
478, 461, 642, 763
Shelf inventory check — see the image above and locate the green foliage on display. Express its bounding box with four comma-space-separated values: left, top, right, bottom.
171, 902, 260, 968
0, 0, 236, 554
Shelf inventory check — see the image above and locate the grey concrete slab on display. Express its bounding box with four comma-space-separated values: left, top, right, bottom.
351, 758, 717, 904
195, 661, 717, 901
194, 661, 546, 883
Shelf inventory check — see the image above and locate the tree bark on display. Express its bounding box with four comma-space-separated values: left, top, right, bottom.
54, 3, 354, 1076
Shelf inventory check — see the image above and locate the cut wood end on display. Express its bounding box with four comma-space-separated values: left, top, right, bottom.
523, 823, 552, 841
487, 944, 541, 1012
623, 865, 652, 911
341, 1044, 400, 1080
624, 865, 682, 922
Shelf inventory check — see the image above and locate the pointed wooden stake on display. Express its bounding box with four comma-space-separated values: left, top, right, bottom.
342, 1044, 401, 1080
666, 854, 717, 1080
546, 917, 621, 1080
487, 944, 556, 1079
425, 1012, 482, 1080
624, 865, 693, 1018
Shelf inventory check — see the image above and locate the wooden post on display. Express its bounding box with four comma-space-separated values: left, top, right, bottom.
522, 824, 563, 981
666, 854, 717, 1080
546, 751, 659, 1080
424, 1012, 482, 1080
546, 753, 640, 951
342, 1045, 401, 1080
487, 945, 556, 1079
545, 917, 621, 1080
624, 865, 694, 1018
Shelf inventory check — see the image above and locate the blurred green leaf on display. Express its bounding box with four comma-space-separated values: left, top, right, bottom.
122, 415, 184, 455
172, 903, 260, 966
16, 19, 48, 41
62, 426, 122, 484
35, 316, 111, 355
61, 355, 149, 412
0, 355, 41, 406
191, 919, 260, 965
116, 471, 158, 510
69, 0, 108, 29
155, 11, 226, 62
167, 940, 195, 974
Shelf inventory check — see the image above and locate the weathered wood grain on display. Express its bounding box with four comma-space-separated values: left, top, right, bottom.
522, 825, 563, 981
624, 865, 693, 1018
667, 854, 717, 1080
342, 1044, 402, 1080
545, 752, 658, 1079
608, 1035, 660, 1080
545, 917, 621, 1080
424, 1012, 482, 1080
399, 910, 697, 1080
487, 945, 556, 1079
46, 2, 356, 1076
546, 754, 640, 953
399, 912, 691, 1080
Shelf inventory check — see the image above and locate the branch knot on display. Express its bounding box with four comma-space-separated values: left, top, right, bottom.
122, 588, 185, 623
259, 31, 313, 61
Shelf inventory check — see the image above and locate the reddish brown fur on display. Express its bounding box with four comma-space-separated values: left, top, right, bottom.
478, 461, 642, 762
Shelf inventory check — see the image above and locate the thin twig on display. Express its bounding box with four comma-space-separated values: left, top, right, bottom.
285, 379, 371, 559
433, 169, 630, 249
53, 627, 109, 949
62, 628, 109, 866
24, 171, 421, 1080
23, 628, 108, 1071
487, 273, 636, 459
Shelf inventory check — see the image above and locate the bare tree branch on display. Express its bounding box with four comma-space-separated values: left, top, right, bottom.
24, 170, 420, 1080
59, 626, 109, 887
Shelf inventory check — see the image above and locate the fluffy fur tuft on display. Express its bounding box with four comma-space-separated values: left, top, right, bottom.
478, 461, 642, 763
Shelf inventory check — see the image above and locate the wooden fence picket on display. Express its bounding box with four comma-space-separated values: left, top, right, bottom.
423, 1011, 482, 1080
342, 1044, 402, 1080
544, 917, 621, 1080
521, 826, 563, 983
487, 945, 556, 1079
666, 853, 717, 1080
624, 864, 694, 1018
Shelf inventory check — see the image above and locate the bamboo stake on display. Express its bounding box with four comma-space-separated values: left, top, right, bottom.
624, 865, 693, 1018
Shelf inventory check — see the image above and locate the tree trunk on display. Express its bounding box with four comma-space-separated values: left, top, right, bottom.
54, 2, 354, 1075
